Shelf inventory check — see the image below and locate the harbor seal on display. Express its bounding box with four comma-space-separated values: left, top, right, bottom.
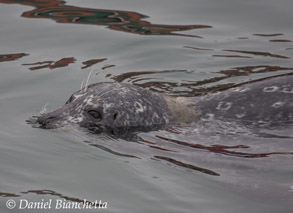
37, 74, 293, 136
37, 82, 179, 135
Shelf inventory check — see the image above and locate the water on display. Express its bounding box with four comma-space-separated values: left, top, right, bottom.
0, 0, 293, 212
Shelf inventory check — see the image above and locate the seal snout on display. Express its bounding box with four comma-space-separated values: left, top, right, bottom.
37, 114, 60, 129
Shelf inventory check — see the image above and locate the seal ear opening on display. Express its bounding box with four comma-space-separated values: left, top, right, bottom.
113, 112, 119, 121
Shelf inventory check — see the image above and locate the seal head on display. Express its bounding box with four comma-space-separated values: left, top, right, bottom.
37, 83, 175, 135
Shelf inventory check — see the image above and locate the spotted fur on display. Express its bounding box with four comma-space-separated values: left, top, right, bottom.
37, 83, 175, 135
37, 75, 293, 136
196, 75, 293, 128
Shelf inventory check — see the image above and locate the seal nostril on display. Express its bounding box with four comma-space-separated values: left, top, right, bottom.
46, 116, 57, 122
37, 115, 58, 127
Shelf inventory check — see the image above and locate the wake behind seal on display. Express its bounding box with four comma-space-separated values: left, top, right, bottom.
36, 74, 293, 136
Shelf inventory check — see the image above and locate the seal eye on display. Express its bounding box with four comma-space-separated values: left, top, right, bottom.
88, 110, 102, 121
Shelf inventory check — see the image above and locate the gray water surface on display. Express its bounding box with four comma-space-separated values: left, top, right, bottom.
1, 0, 293, 212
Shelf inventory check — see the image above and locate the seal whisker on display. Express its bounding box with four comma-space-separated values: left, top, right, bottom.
84, 67, 95, 93
40, 103, 49, 115
80, 79, 85, 91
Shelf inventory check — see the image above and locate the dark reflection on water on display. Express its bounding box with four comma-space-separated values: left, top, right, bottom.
184, 45, 291, 59
183, 46, 214, 51
0, 192, 20, 197
23, 57, 75, 70
223, 49, 289, 59
269, 39, 292, 43
111, 70, 186, 83
213, 54, 252, 58
0, 0, 211, 37
110, 68, 293, 96
0, 53, 28, 62
85, 141, 140, 159
155, 135, 293, 159
81, 58, 107, 69
102, 64, 116, 70
22, 57, 109, 70
153, 156, 220, 176
253, 33, 284, 37
1, 190, 103, 208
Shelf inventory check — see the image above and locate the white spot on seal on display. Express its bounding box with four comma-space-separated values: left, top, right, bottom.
201, 113, 214, 121
153, 112, 159, 119
67, 116, 74, 123
235, 113, 246, 118
135, 101, 144, 113
72, 117, 83, 123
271, 102, 285, 108
282, 87, 293, 93
232, 87, 250, 92
263, 86, 279, 92
103, 103, 114, 109
216, 102, 232, 110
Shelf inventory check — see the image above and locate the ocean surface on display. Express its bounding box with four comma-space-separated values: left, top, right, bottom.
0, 0, 293, 212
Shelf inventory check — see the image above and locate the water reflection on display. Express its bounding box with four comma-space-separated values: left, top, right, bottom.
0, 0, 211, 37
213, 54, 252, 58
153, 156, 220, 176
0, 53, 28, 62
102, 64, 116, 70
183, 46, 214, 51
0, 190, 103, 208
253, 33, 284, 37
81, 58, 107, 69
269, 39, 292, 43
110, 68, 293, 96
23, 57, 75, 70
155, 135, 293, 159
223, 49, 289, 59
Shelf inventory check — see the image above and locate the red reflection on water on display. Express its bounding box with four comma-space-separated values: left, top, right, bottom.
22, 190, 103, 207
253, 33, 283, 37
148, 145, 177, 152
156, 135, 293, 158
1, 190, 108, 208
109, 67, 293, 96
0, 192, 20, 197
0, 0, 211, 37
23, 57, 75, 70
269, 39, 292, 43
111, 69, 186, 83
224, 49, 289, 59
218, 65, 293, 76
183, 46, 214, 51
154, 156, 220, 176
213, 55, 252, 58
86, 142, 140, 159
102, 64, 116, 70
0, 53, 28, 62
81, 58, 107, 69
